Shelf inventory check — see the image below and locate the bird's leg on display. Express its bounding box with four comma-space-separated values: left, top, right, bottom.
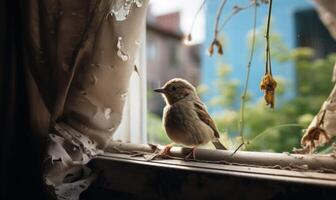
146, 143, 175, 160
160, 143, 174, 156
185, 146, 197, 160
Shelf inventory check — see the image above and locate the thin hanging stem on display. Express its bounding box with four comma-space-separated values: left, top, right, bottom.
265, 0, 273, 75
268, 48, 272, 75
238, 3, 258, 146
214, 0, 228, 39
219, 3, 254, 32
208, 0, 228, 56
265, 0, 272, 40
259, 0, 276, 109
186, 0, 207, 40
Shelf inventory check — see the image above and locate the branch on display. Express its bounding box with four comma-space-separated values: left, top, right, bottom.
214, 0, 228, 38
238, 3, 258, 147
265, 0, 272, 74
185, 0, 208, 43
219, 3, 255, 32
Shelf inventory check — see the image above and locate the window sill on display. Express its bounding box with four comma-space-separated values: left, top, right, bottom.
82, 142, 336, 199
104, 142, 336, 174
95, 152, 336, 187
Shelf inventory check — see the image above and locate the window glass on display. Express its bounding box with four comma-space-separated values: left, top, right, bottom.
147, 0, 336, 152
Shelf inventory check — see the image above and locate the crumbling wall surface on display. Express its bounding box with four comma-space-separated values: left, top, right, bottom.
25, 0, 149, 199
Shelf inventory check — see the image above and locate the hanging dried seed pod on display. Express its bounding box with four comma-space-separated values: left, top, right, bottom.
185, 34, 192, 42
183, 34, 192, 45
185, 0, 207, 45
208, 39, 223, 56
260, 74, 277, 108
208, 0, 227, 56
260, 0, 276, 108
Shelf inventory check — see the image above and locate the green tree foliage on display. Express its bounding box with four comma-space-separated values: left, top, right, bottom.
209, 45, 336, 152
147, 112, 170, 144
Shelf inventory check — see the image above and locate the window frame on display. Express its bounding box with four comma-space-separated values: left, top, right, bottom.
113, 22, 147, 144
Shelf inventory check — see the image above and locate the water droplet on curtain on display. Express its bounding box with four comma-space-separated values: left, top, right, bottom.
59, 11, 64, 16
103, 107, 112, 120
117, 52, 129, 61
135, 0, 143, 7
117, 37, 123, 47
108, 126, 116, 132
109, 0, 142, 21
89, 74, 98, 85
116, 37, 129, 62
121, 92, 128, 101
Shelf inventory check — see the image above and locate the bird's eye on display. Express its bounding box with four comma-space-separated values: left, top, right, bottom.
171, 86, 176, 91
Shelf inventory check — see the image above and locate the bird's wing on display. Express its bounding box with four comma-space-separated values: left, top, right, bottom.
193, 101, 220, 138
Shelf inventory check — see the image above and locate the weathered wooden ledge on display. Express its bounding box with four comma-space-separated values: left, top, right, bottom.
85, 142, 336, 199
105, 141, 336, 172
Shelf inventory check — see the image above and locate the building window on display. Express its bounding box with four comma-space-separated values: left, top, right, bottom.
295, 9, 336, 58
294, 9, 336, 97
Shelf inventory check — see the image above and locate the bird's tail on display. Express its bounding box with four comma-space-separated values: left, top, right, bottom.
212, 139, 227, 150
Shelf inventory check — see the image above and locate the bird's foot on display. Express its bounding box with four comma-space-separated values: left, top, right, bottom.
184, 147, 197, 160
145, 143, 174, 161
159, 143, 174, 157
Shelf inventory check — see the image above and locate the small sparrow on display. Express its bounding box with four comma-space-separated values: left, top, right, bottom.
154, 78, 227, 158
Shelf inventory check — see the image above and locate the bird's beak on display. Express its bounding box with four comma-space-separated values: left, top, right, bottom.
153, 88, 166, 93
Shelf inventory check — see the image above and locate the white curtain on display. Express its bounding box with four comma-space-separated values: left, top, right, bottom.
26, 0, 149, 199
